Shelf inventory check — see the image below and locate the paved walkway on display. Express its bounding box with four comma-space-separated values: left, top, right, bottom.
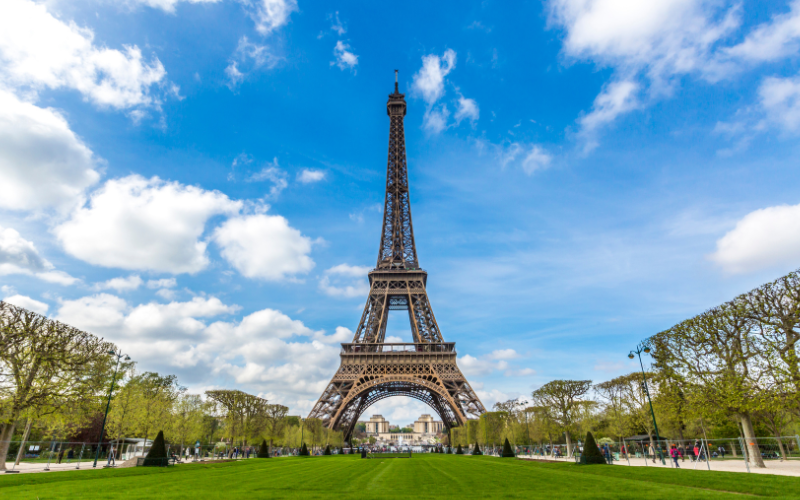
517, 454, 800, 477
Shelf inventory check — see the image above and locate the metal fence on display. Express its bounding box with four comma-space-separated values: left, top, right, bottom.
513, 436, 800, 474
0, 439, 291, 474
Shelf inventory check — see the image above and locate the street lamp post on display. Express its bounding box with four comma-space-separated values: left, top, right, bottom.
93, 350, 130, 468
628, 339, 665, 465
300, 417, 306, 455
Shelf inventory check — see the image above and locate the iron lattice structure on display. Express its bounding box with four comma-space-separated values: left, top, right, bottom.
308, 75, 486, 440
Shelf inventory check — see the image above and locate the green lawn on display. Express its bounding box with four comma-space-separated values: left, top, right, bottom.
1, 454, 798, 499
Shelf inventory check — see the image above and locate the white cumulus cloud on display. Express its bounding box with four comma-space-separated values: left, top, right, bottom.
55, 175, 242, 274
56, 293, 344, 412
0, 225, 78, 285
710, 203, 800, 274
0, 0, 167, 110
3, 294, 49, 315
318, 264, 370, 298
239, 0, 298, 35
332, 41, 358, 71
94, 275, 144, 292
758, 74, 800, 134
0, 90, 100, 212
413, 49, 456, 105
297, 169, 325, 184
723, 1, 800, 64
493, 141, 553, 175
147, 278, 177, 289
578, 79, 640, 152
214, 213, 315, 281
454, 96, 479, 124
548, 0, 737, 148
128, 0, 221, 14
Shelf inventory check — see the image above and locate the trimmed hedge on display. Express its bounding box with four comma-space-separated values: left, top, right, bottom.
324, 445, 332, 455
143, 430, 168, 466
259, 440, 269, 458
299, 443, 309, 456
472, 443, 482, 455
501, 438, 515, 458
456, 444, 463, 455
579, 432, 607, 465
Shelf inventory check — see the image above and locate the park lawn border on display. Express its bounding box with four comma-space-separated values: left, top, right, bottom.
510, 458, 796, 497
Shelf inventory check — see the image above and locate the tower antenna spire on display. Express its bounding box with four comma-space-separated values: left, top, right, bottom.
394, 69, 398, 93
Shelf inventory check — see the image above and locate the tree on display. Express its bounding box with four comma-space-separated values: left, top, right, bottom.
743, 274, 800, 417
168, 393, 206, 456
105, 365, 140, 455
595, 378, 630, 445
205, 390, 269, 448
479, 412, 505, 449
652, 301, 767, 468
263, 404, 289, 447
601, 372, 660, 460
0, 302, 116, 470
531, 380, 592, 458
130, 372, 183, 453
494, 399, 523, 446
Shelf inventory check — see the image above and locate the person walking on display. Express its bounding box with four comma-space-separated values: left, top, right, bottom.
718, 445, 726, 459
670, 445, 682, 468
57, 447, 65, 464
107, 445, 116, 466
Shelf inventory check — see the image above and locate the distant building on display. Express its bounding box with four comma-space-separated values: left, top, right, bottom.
362, 414, 443, 445
413, 414, 444, 435
365, 415, 390, 434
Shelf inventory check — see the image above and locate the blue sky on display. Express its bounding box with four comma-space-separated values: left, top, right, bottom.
2, 0, 800, 426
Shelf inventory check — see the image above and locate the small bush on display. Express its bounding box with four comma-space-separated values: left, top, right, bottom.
501, 438, 515, 458
579, 432, 607, 465
472, 443, 482, 455
258, 440, 269, 458
324, 445, 331, 455
299, 443, 309, 456
456, 444, 463, 455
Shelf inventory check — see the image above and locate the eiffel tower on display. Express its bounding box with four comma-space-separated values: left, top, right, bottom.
308, 72, 486, 440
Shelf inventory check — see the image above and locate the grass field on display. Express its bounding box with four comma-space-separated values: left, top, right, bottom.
1, 454, 799, 499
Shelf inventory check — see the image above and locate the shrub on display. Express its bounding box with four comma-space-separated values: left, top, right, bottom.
579, 432, 607, 465
456, 444, 463, 455
324, 445, 331, 455
143, 430, 168, 466
501, 438, 515, 458
259, 440, 269, 458
299, 443, 309, 456
472, 443, 482, 455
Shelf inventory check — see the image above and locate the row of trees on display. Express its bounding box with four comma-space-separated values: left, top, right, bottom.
448, 270, 800, 469
0, 302, 116, 470
650, 269, 800, 468
0, 301, 345, 469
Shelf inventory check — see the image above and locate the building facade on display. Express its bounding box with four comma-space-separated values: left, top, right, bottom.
359, 414, 444, 445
